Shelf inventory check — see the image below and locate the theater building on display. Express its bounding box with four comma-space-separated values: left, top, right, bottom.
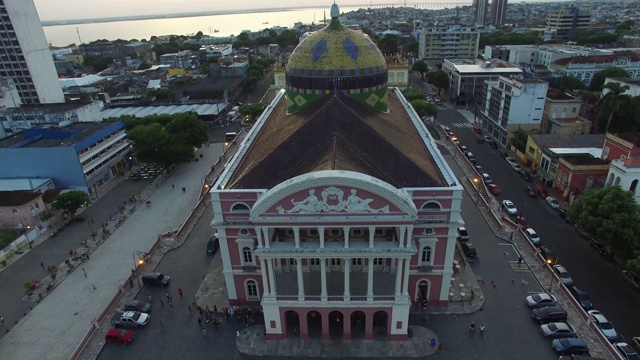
210, 4, 463, 341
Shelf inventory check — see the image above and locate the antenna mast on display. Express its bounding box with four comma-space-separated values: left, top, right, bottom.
76, 27, 83, 44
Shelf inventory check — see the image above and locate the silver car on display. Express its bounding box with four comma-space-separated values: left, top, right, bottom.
526, 293, 558, 309
540, 322, 577, 339
588, 310, 618, 341
546, 197, 560, 209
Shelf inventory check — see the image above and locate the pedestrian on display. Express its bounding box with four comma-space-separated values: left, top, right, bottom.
430, 337, 436, 349
92, 284, 97, 290
202, 327, 207, 338
479, 324, 485, 337
160, 320, 165, 332
165, 291, 170, 299
197, 317, 202, 327
188, 306, 193, 316
518, 256, 523, 265
128, 277, 133, 288
213, 305, 217, 313
0, 316, 4, 327
160, 298, 164, 307
468, 322, 475, 334
182, 187, 186, 193
169, 295, 173, 302
172, 184, 175, 190
169, 301, 173, 309
236, 330, 240, 338
82, 267, 87, 278
178, 288, 183, 298
148, 294, 153, 304
40, 262, 45, 270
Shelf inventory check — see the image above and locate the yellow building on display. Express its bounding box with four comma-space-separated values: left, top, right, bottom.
64, 54, 84, 65
167, 68, 193, 78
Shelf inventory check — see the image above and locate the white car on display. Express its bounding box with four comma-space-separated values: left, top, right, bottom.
525, 293, 558, 308
502, 200, 518, 215
510, 162, 522, 172
505, 157, 516, 165
481, 173, 492, 184
524, 228, 540, 245
588, 310, 618, 341
546, 197, 560, 209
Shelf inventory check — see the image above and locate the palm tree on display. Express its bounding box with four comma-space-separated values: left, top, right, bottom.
598, 82, 631, 133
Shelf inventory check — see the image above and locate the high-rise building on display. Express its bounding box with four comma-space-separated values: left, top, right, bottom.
473, 0, 488, 26
417, 25, 481, 60
546, 6, 591, 40
0, 0, 65, 105
490, 0, 507, 27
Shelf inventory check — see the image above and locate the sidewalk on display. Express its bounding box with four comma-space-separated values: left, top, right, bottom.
0, 144, 224, 360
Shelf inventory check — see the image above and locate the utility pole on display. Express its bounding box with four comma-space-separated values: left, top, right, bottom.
76, 27, 83, 44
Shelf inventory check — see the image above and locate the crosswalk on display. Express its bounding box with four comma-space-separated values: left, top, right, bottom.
450, 122, 475, 128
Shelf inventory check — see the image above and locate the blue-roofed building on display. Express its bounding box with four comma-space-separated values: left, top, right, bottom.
0, 121, 132, 198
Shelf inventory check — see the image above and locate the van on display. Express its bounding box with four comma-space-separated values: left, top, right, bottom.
462, 242, 478, 261
225, 132, 237, 142
206, 236, 219, 255
141, 272, 170, 287
226, 110, 238, 123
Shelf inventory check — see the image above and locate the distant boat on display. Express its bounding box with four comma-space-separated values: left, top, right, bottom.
214, 29, 219, 33
262, 22, 269, 24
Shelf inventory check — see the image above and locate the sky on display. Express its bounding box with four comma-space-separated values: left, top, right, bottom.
33, 0, 421, 21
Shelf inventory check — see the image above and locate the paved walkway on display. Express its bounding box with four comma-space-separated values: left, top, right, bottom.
0, 144, 224, 360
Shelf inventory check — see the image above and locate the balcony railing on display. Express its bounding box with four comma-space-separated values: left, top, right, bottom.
274, 295, 395, 302
241, 266, 257, 273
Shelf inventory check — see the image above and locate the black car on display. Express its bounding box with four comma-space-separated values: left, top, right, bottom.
124, 300, 152, 313
552, 338, 589, 355
141, 272, 170, 287
589, 238, 609, 256
519, 170, 533, 182
574, 224, 591, 240
540, 246, 557, 265
531, 306, 567, 323
558, 208, 571, 223
207, 236, 219, 255
489, 140, 498, 149
569, 286, 593, 310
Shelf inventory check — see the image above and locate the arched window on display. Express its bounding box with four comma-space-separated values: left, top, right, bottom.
421, 246, 432, 263
231, 203, 250, 212
421, 201, 441, 211
615, 176, 621, 186
245, 279, 259, 300
397, 72, 405, 83
242, 247, 253, 264
631, 179, 639, 193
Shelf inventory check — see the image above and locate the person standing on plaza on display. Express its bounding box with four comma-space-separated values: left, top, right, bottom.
178, 288, 183, 298
40, 262, 45, 271
479, 324, 485, 337
468, 322, 475, 335
202, 327, 207, 338
165, 291, 170, 300
160, 298, 164, 308
430, 337, 436, 349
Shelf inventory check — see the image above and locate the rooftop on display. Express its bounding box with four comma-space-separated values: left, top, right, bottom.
530, 133, 605, 150
100, 102, 227, 119
452, 60, 521, 74
562, 156, 609, 166
2, 102, 92, 115
553, 52, 640, 66
223, 89, 448, 189
0, 178, 51, 191
59, 75, 106, 89
0, 122, 118, 149
0, 191, 41, 207
611, 132, 640, 147
622, 157, 640, 168
546, 89, 577, 101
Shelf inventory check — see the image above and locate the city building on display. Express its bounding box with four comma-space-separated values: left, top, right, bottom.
0, 102, 102, 136
550, 53, 640, 87
540, 89, 591, 135
605, 157, 640, 203
489, 0, 507, 27
473, 0, 488, 26
0, 0, 65, 105
386, 56, 409, 89
0, 191, 46, 228
601, 132, 640, 161
0, 121, 132, 198
480, 76, 548, 146
0, 77, 22, 112
417, 26, 480, 61
546, 6, 591, 40
79, 42, 115, 58
199, 44, 233, 59
210, 4, 462, 342
507, 45, 612, 68
555, 156, 609, 200
443, 59, 522, 104
603, 77, 640, 97
159, 51, 194, 68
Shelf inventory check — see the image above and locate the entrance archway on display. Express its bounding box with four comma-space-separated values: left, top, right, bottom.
350, 311, 366, 339
328, 311, 344, 339
416, 279, 430, 308
285, 311, 300, 337
307, 311, 322, 338
372, 311, 388, 339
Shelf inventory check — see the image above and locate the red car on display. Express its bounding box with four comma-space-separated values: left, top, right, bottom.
536, 186, 549, 198
488, 184, 501, 195
105, 328, 135, 344
473, 127, 482, 135
515, 216, 530, 229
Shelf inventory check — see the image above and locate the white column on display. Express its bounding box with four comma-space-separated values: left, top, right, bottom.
263, 227, 270, 248
297, 258, 304, 300
405, 225, 414, 249
398, 226, 406, 248
343, 227, 349, 248
394, 258, 403, 297
268, 258, 277, 296
294, 227, 300, 249
320, 259, 327, 301
260, 258, 269, 296
367, 258, 374, 301
319, 227, 325, 248
402, 257, 410, 296
256, 227, 263, 249
343, 258, 351, 300
368, 226, 375, 248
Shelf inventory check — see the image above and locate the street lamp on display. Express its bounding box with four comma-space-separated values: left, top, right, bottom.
472, 178, 480, 203
131, 250, 146, 287
547, 247, 559, 292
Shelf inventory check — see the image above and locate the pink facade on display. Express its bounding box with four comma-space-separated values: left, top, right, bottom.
0, 192, 45, 228
603, 133, 640, 161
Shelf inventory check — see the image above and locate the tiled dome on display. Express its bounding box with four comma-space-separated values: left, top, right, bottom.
284, 3, 388, 113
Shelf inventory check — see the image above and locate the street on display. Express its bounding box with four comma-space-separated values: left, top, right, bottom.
437, 108, 640, 345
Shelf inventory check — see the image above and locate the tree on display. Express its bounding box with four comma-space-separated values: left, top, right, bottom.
427, 70, 449, 94
137, 62, 151, 70
570, 186, 640, 272
405, 41, 419, 57
425, 102, 438, 121
377, 34, 398, 55
52, 191, 89, 216
148, 88, 170, 100
83, 55, 113, 71
550, 75, 586, 92
410, 99, 431, 118
480, 31, 541, 47
276, 29, 299, 48
402, 88, 425, 102
508, 127, 528, 152
411, 60, 429, 80
239, 103, 267, 119
194, 31, 204, 39
590, 67, 630, 92
597, 82, 631, 133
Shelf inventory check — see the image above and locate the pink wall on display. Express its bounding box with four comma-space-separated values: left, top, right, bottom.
0, 197, 46, 228
231, 273, 264, 305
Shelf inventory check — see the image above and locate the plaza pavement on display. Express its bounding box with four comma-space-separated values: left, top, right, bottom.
0, 143, 225, 360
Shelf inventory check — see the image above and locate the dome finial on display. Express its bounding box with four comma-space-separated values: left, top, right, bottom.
330, 2, 340, 18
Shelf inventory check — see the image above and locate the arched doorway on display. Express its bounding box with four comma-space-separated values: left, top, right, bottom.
372, 311, 388, 340
285, 311, 300, 337
416, 279, 430, 309
328, 311, 344, 339
350, 311, 366, 339
307, 311, 322, 338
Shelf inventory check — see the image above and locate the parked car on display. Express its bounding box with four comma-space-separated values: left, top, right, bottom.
459, 145, 468, 152
526, 293, 558, 308
558, 208, 571, 223
124, 300, 152, 313
488, 140, 498, 149
589, 238, 609, 257
473, 127, 482, 135
105, 328, 135, 344
488, 184, 501, 195
633, 337, 640, 352
519, 170, 534, 182
481, 173, 492, 184
457, 227, 469, 241
569, 286, 593, 310
552, 338, 589, 355
574, 224, 591, 240
462, 242, 478, 261
524, 228, 541, 246
451, 136, 459, 145
540, 246, 556, 264
141, 272, 170, 287
588, 310, 618, 341
515, 216, 529, 229
502, 200, 518, 215
540, 322, 577, 339
207, 236, 219, 255
546, 197, 561, 210
622, 270, 640, 289
613, 342, 640, 360
537, 186, 549, 198
483, 136, 491, 143
473, 165, 483, 173
505, 156, 516, 164
531, 306, 568, 323
465, 152, 477, 164
510, 162, 522, 172
553, 265, 574, 286
525, 186, 537, 198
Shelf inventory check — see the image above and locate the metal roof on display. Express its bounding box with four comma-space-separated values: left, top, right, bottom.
100, 102, 228, 119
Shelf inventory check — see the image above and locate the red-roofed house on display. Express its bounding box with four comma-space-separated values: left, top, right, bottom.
555, 156, 609, 202
550, 53, 640, 87
602, 132, 640, 161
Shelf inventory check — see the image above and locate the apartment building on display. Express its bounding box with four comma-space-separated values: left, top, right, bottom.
489, 0, 508, 27
443, 58, 522, 104
417, 25, 480, 60
546, 7, 591, 40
